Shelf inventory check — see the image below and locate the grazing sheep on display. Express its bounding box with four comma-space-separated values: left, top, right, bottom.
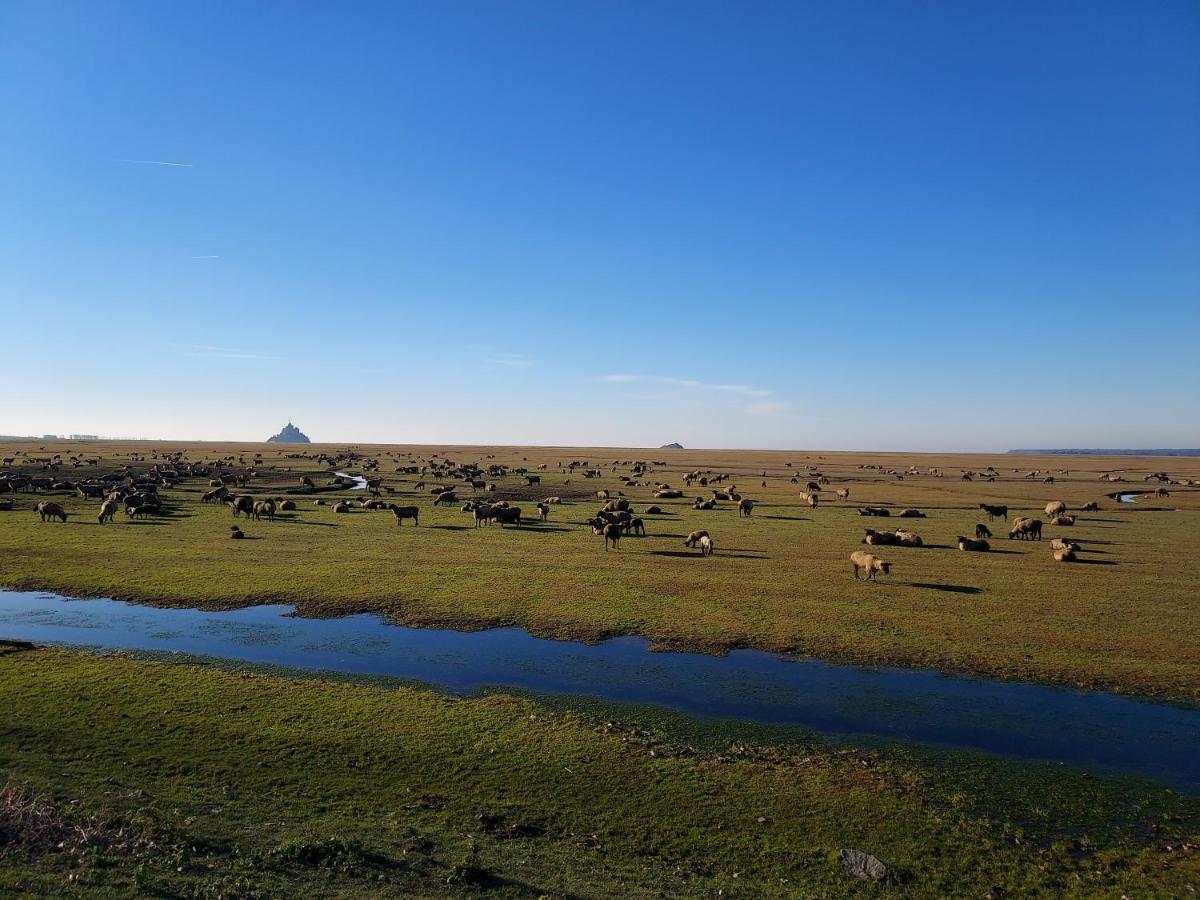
850, 550, 890, 581
201, 486, 229, 504
432, 491, 457, 506
895, 529, 923, 547
596, 490, 610, 500
897, 508, 925, 518
1051, 514, 1075, 527
252, 500, 276, 521
389, 504, 419, 526
228, 495, 254, 517
835, 488, 850, 501
596, 521, 622, 551
975, 524, 993, 540
643, 505, 663, 515
738, 498, 755, 517
97, 498, 119, 525
957, 535, 990, 552
858, 507, 890, 517
128, 505, 156, 519
472, 504, 493, 527
35, 501, 68, 523
683, 530, 710, 550
1044, 500, 1068, 519
1008, 517, 1043, 541
536, 502, 549, 522
1156, 487, 1171, 498
300, 475, 315, 487
978, 503, 1008, 521
492, 506, 522, 527
623, 517, 646, 536
696, 534, 714, 556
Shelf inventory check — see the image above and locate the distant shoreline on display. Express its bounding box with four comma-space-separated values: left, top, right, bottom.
1008, 449, 1200, 457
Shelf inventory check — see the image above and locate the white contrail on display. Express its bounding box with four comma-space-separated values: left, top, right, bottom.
118, 159, 193, 167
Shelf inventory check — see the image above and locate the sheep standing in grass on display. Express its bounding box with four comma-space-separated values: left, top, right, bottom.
1044, 500, 1067, 519
1009, 517, 1043, 541
35, 502, 68, 522
975, 524, 992, 540
850, 551, 890, 581
738, 498, 755, 517
97, 498, 119, 525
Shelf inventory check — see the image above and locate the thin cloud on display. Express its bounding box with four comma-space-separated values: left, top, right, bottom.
485, 353, 534, 369
601, 374, 772, 397
118, 159, 193, 167
168, 342, 285, 362
190, 255, 220, 259
746, 401, 793, 417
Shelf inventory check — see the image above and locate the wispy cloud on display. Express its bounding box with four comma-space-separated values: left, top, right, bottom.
169, 342, 285, 362
485, 353, 534, 369
746, 400, 794, 417
600, 374, 773, 397
190, 255, 220, 259
118, 159, 193, 167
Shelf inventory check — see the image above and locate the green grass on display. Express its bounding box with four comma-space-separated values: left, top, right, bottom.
1, 647, 1196, 897
2, 441, 1198, 700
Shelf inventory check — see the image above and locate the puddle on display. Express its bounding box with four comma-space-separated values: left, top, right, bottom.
0, 589, 1196, 791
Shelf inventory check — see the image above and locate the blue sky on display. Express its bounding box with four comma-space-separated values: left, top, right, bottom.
2, 1, 1196, 449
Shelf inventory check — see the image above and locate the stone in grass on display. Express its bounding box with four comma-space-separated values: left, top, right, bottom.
839, 847, 887, 881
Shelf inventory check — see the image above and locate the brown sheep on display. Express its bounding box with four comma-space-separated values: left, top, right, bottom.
389, 504, 419, 526
835, 488, 850, 501
1008, 517, 1043, 541
1044, 500, 1068, 519
35, 501, 68, 523
738, 498, 755, 517
957, 535, 990, 552
643, 505, 663, 515
683, 530, 710, 550
252, 500, 276, 521
536, 502, 550, 522
333, 500, 351, 513
655, 489, 683, 499
201, 486, 229, 504
693, 498, 716, 510
1081, 501, 1100, 512
850, 550, 890, 581
1050, 538, 1079, 553
1053, 545, 1077, 562
897, 508, 925, 518
858, 507, 889, 517
1050, 514, 1075, 527
597, 521, 622, 551
228, 495, 254, 517
895, 529, 923, 547
432, 491, 457, 506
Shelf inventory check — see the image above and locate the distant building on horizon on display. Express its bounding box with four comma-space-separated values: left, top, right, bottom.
267, 421, 311, 443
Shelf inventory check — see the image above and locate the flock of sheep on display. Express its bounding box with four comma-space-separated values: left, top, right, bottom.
6, 448, 1187, 580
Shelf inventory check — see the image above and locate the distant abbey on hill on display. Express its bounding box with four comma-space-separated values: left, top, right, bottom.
266, 422, 311, 444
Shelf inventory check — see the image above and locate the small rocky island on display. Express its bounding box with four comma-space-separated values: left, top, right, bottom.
660, 442, 684, 450
267, 422, 311, 443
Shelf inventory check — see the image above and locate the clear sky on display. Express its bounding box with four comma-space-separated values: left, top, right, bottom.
2, 1, 1197, 450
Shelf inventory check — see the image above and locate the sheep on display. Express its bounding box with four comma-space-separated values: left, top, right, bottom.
389, 504, 419, 526
1081, 501, 1100, 512
1156, 487, 1171, 498
693, 498, 716, 510
1050, 538, 1079, 553
333, 500, 351, 513
683, 530, 710, 550
738, 498, 755, 517
1044, 500, 1068, 519
492, 506, 522, 527
536, 502, 550, 522
128, 505, 157, 519
623, 517, 645, 536
1053, 545, 1077, 562
862, 527, 900, 546
432, 491, 457, 506
655, 489, 683, 499
858, 507, 890, 517
895, 529, 923, 547
850, 550, 890, 581
1008, 517, 1043, 541
835, 488, 850, 501
97, 498, 119, 525
897, 508, 925, 518
643, 505, 663, 515
979, 503, 1008, 521
543, 496, 562, 504
279, 499, 296, 511
596, 489, 610, 500
0, 499, 13, 511
604, 498, 631, 512
300, 475, 315, 487
1051, 514, 1075, 527
975, 523, 993, 540
957, 535, 990, 552
596, 521, 622, 551
230, 525, 245, 539
696, 534, 714, 556
201, 486, 229, 504
228, 495, 254, 517
313, 499, 326, 506
252, 500, 276, 521
35, 501, 68, 522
